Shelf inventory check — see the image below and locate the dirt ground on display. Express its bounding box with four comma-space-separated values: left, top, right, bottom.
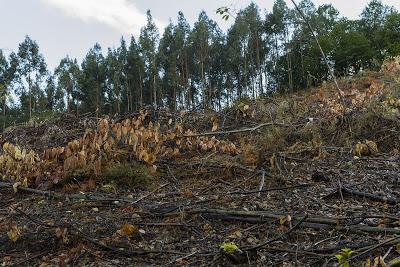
1, 150, 399, 266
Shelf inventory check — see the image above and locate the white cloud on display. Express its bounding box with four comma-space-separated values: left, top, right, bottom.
40, 0, 164, 35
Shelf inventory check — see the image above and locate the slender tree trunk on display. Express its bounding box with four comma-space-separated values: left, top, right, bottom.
96, 81, 100, 118
256, 32, 263, 95
28, 75, 32, 120
116, 84, 120, 114
139, 73, 143, 108
67, 91, 71, 113
201, 60, 205, 110
125, 79, 130, 112
67, 79, 72, 113
185, 55, 190, 110
285, 28, 293, 93
244, 54, 248, 97
237, 72, 241, 99
153, 73, 157, 108
3, 88, 6, 130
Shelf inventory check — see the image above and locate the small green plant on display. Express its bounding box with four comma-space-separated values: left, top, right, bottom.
335, 248, 354, 267
220, 242, 240, 254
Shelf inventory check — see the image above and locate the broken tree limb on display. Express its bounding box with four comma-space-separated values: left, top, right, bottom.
342, 187, 399, 205
177, 208, 400, 235
228, 183, 312, 195
350, 236, 400, 262
257, 171, 266, 197
0, 181, 142, 205
182, 122, 303, 137
210, 215, 400, 235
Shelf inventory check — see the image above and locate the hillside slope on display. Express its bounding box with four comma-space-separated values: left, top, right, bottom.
0, 59, 399, 266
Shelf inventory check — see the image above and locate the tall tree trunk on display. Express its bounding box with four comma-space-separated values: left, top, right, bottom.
3, 88, 6, 130
125, 79, 130, 112
67, 80, 71, 113
67, 91, 71, 113
153, 73, 157, 108
285, 28, 293, 93
96, 82, 100, 118
201, 60, 205, 110
185, 54, 191, 110
244, 54, 248, 97
139, 72, 143, 108
28, 75, 32, 120
173, 83, 177, 111
256, 32, 263, 95
116, 81, 121, 114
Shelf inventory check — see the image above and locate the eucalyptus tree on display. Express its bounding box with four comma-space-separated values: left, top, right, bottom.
265, 0, 291, 91
44, 75, 63, 111
14, 36, 47, 119
226, 18, 246, 99
174, 12, 191, 109
208, 27, 226, 110
126, 36, 145, 110
360, 0, 393, 63
158, 22, 179, 110
139, 10, 160, 108
80, 43, 106, 116
105, 48, 124, 114
188, 11, 221, 109
0, 50, 14, 129
238, 3, 265, 97
54, 56, 81, 113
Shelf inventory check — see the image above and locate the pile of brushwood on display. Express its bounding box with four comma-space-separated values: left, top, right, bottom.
0, 59, 400, 266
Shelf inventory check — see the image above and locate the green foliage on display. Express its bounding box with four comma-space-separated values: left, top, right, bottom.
216, 7, 230, 21
54, 56, 81, 113
220, 242, 239, 254
79, 43, 106, 115
1, 1, 400, 122
335, 248, 354, 267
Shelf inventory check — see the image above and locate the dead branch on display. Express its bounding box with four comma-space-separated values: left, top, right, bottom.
0, 181, 140, 205
342, 187, 399, 205
182, 122, 302, 137
180, 208, 400, 235
228, 183, 312, 195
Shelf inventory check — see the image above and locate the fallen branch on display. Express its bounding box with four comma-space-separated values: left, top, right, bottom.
257, 171, 266, 197
228, 183, 312, 195
342, 187, 399, 205
132, 183, 169, 204
178, 208, 400, 235
0, 181, 143, 205
333, 236, 400, 267
182, 122, 302, 137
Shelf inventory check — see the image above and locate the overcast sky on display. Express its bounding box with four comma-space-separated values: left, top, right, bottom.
1, 0, 399, 70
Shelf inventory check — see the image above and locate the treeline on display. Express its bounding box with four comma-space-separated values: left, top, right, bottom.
0, 0, 399, 127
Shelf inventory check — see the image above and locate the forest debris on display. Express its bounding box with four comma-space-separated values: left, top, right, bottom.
341, 187, 399, 205
353, 140, 379, 157
246, 214, 308, 251
7, 223, 21, 242
119, 223, 138, 237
